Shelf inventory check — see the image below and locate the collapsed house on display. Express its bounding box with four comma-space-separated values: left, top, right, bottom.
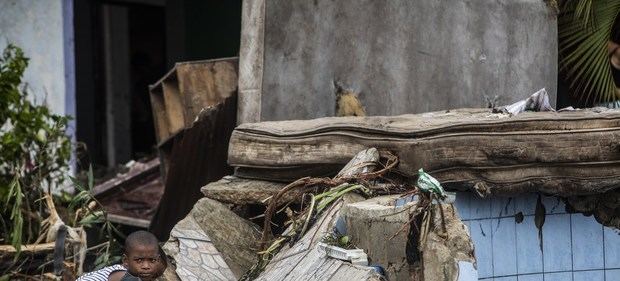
140, 1, 620, 280
156, 104, 620, 281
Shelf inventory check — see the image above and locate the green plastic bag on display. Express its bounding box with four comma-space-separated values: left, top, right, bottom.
417, 168, 446, 199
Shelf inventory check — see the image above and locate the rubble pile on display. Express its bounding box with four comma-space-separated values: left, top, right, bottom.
160, 106, 620, 281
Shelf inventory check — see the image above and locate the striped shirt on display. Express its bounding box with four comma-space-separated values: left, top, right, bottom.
76, 264, 126, 281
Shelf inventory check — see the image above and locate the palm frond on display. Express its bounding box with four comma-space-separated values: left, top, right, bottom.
559, 0, 620, 104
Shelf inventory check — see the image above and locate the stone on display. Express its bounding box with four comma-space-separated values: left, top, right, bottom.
421, 204, 476, 281
342, 195, 476, 281
162, 197, 262, 280
162, 213, 236, 281
200, 176, 289, 205
341, 196, 412, 281
190, 198, 262, 278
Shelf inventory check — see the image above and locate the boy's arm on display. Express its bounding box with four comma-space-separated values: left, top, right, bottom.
107, 270, 126, 281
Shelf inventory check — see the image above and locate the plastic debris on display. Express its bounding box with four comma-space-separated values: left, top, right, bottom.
417, 169, 447, 199
318, 242, 369, 266
499, 88, 554, 115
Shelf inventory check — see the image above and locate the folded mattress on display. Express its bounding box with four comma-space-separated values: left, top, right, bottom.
228, 108, 620, 196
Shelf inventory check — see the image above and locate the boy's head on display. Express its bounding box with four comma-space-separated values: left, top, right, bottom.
122, 231, 166, 281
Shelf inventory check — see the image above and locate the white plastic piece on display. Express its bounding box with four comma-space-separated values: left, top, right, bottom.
317, 242, 369, 266
457, 261, 478, 281
394, 192, 456, 207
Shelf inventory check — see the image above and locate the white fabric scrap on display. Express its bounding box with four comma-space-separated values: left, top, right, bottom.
500, 88, 555, 115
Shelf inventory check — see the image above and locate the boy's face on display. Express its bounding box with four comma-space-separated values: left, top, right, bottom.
122, 244, 164, 281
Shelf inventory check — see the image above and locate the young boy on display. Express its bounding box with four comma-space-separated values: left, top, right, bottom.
76, 230, 166, 281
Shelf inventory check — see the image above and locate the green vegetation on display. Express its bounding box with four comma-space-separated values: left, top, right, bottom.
559, 0, 620, 104
0, 44, 71, 255
0, 44, 121, 276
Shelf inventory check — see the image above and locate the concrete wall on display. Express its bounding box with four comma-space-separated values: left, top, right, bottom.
238, 0, 558, 122
0, 0, 72, 116
454, 193, 620, 280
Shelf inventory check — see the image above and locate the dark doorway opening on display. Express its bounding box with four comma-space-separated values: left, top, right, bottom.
74, 0, 166, 170
74, 0, 242, 172
128, 5, 165, 160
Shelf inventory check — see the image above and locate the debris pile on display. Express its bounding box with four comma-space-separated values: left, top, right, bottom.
93, 158, 164, 228
159, 101, 620, 280
162, 146, 477, 281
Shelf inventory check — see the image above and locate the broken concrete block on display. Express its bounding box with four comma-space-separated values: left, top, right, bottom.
342, 195, 476, 281
422, 204, 476, 281
190, 198, 262, 278
162, 213, 236, 281
163, 197, 262, 280
341, 196, 415, 281
200, 176, 289, 205
160, 266, 181, 281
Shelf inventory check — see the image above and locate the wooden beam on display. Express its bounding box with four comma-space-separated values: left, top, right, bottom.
107, 214, 150, 228
0, 242, 55, 255
91, 158, 159, 198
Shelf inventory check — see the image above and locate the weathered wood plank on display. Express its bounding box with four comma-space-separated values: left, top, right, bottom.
91, 158, 159, 198
233, 108, 620, 137
149, 58, 238, 144
0, 242, 55, 255
335, 148, 379, 178
327, 264, 381, 281
176, 59, 238, 124
303, 259, 342, 281
107, 214, 150, 228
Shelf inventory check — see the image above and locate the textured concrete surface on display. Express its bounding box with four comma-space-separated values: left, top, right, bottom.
341, 196, 414, 281
241, 0, 557, 121
162, 210, 236, 281
0, 0, 68, 115
162, 197, 262, 280
342, 195, 476, 281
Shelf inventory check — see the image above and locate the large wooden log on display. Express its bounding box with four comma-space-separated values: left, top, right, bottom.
228, 108, 620, 196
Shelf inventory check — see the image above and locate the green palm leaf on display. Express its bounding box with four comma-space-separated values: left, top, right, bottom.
559, 0, 620, 104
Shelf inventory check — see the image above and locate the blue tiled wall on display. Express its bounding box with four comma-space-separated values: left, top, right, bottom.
454, 192, 620, 280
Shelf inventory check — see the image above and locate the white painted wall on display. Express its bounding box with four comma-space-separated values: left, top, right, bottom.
0, 0, 68, 115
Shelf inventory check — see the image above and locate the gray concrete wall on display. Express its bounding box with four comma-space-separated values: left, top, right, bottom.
239, 0, 558, 122
0, 0, 69, 115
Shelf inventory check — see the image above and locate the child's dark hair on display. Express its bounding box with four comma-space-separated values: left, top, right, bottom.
124, 230, 159, 253
123, 230, 168, 267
